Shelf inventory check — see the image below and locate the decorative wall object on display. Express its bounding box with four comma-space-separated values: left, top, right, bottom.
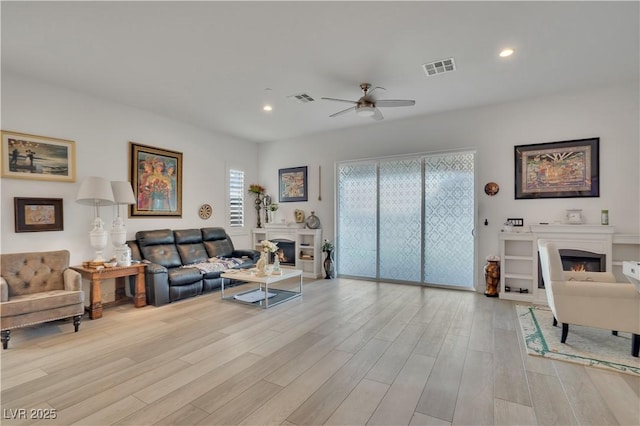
1, 131, 76, 182
129, 142, 182, 217
279, 166, 308, 202
514, 137, 599, 199
484, 182, 499, 196
14, 197, 63, 232
198, 204, 212, 219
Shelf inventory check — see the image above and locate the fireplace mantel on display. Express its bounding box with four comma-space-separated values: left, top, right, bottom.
530, 224, 615, 235
531, 224, 614, 274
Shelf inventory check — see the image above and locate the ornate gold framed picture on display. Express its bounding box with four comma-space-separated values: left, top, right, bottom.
129, 142, 183, 217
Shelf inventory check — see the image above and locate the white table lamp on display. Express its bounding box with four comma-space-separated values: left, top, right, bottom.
110, 181, 136, 266
76, 176, 114, 263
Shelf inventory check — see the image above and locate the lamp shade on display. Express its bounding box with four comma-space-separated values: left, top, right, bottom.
76, 176, 115, 206
111, 181, 136, 205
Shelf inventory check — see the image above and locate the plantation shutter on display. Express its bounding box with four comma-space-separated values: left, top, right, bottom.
229, 169, 244, 227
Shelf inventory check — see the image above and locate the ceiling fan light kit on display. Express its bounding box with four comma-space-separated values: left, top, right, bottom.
356, 105, 375, 117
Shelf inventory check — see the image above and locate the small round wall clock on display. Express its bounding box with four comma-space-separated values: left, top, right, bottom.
198, 204, 212, 219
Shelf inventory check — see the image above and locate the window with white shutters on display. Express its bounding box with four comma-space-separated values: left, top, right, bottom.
229, 169, 244, 228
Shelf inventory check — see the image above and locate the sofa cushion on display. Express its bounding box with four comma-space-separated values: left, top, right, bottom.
169, 282, 202, 301
1, 251, 69, 296
167, 267, 203, 286
175, 229, 209, 265
202, 227, 235, 258
137, 229, 182, 268
1, 290, 84, 317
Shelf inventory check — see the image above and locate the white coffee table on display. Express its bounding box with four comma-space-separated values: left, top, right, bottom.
220, 268, 303, 308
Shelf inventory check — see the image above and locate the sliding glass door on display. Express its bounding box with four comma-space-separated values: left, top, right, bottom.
378, 158, 423, 282
336, 162, 378, 278
423, 153, 475, 287
336, 151, 475, 288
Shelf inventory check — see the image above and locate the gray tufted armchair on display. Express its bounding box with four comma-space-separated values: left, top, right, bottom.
1, 250, 84, 349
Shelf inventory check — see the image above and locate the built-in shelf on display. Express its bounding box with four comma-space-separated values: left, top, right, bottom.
499, 233, 537, 303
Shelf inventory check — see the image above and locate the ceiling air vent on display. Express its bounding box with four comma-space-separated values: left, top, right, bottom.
287, 93, 315, 103
422, 58, 456, 77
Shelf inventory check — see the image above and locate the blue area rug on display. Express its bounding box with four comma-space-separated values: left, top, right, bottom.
517, 305, 640, 376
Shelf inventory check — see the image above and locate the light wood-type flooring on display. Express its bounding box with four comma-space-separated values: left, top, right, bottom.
1, 278, 639, 425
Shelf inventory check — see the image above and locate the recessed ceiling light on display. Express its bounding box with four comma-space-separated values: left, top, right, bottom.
499, 48, 515, 58
263, 105, 273, 112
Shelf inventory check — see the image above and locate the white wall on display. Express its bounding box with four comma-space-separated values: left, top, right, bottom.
2, 73, 638, 292
258, 82, 640, 289
1, 72, 260, 265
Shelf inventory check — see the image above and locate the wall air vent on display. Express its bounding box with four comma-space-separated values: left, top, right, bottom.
422, 58, 456, 76
287, 93, 315, 103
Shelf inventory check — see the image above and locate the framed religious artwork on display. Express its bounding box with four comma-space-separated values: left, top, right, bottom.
14, 197, 64, 232
1, 131, 76, 182
129, 142, 183, 217
279, 166, 308, 202
514, 137, 599, 199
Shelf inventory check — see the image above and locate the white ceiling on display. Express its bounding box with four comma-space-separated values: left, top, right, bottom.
2, 1, 638, 143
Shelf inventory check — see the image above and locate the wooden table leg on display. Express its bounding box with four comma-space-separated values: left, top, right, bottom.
88, 277, 103, 319
134, 268, 146, 308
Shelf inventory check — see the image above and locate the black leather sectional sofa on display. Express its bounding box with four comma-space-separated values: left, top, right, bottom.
127, 227, 259, 306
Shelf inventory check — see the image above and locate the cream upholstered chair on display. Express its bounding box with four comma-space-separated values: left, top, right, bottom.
1, 250, 84, 349
538, 240, 640, 357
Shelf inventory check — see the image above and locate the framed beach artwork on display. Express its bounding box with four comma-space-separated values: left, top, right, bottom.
1, 131, 76, 182
514, 137, 599, 199
279, 166, 308, 202
14, 197, 63, 232
129, 142, 183, 217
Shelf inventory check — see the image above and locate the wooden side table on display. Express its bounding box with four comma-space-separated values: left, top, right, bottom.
71, 263, 146, 319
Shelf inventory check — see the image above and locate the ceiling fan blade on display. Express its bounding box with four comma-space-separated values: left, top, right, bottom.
365, 86, 385, 98
321, 97, 358, 104
375, 99, 416, 107
329, 106, 356, 118
372, 108, 384, 121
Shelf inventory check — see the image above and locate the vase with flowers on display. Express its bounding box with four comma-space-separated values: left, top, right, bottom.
256, 239, 278, 276
268, 203, 279, 223
248, 184, 265, 228
321, 239, 335, 279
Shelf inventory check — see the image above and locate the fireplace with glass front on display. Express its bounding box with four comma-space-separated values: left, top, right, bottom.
538, 248, 606, 289
270, 239, 295, 266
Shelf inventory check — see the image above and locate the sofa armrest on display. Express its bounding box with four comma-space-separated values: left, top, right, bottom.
232, 249, 260, 262
553, 280, 639, 298
145, 262, 168, 274
63, 268, 83, 291
1, 277, 7, 302
143, 262, 170, 306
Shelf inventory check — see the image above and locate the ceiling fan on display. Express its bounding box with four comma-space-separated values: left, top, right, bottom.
321, 83, 415, 120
